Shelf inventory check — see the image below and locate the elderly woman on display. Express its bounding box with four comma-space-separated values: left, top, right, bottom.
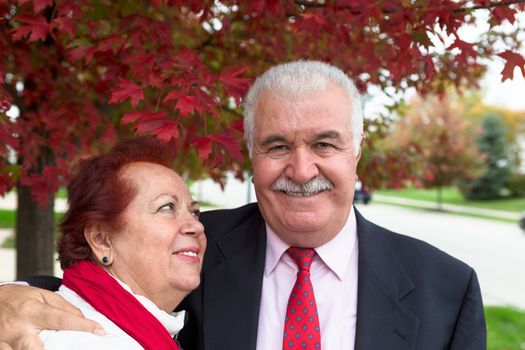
38, 136, 206, 349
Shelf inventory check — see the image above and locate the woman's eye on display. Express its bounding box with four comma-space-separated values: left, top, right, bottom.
158, 203, 175, 212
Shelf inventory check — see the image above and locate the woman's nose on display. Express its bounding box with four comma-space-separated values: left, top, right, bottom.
180, 215, 205, 236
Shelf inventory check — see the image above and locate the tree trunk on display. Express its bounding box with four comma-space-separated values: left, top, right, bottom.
15, 185, 55, 279
436, 187, 443, 211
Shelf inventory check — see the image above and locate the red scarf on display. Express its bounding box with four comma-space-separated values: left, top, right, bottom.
62, 260, 180, 350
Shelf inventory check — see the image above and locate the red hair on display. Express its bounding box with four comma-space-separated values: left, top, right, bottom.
58, 136, 175, 269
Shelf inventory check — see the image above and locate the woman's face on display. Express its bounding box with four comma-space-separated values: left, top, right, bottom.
108, 162, 206, 312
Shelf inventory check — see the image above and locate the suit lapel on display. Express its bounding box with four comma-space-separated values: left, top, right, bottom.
354, 209, 420, 350
202, 210, 266, 350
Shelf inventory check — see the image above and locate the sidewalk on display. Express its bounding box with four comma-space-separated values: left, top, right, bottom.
373, 194, 522, 221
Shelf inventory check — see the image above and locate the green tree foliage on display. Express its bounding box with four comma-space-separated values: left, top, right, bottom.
462, 115, 513, 199
462, 94, 525, 172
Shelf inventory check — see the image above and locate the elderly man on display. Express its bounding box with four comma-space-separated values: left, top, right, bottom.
0, 61, 485, 350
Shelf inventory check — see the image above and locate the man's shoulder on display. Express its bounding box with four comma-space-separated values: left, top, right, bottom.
372, 221, 474, 281
200, 202, 263, 240
359, 214, 474, 279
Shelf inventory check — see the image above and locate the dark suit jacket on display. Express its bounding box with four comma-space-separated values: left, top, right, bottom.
177, 203, 486, 350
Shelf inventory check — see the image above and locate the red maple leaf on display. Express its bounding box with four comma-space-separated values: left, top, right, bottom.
448, 38, 477, 67
219, 67, 251, 103
20, 167, 60, 208
164, 91, 200, 117
121, 110, 166, 125
109, 79, 144, 108
12, 15, 50, 42
0, 173, 15, 197
67, 46, 86, 62
192, 137, 213, 161
210, 132, 243, 162
152, 122, 179, 142
125, 53, 155, 77
423, 55, 435, 81
51, 16, 75, 38
34, 0, 53, 13
121, 111, 179, 141
492, 7, 516, 24
498, 50, 525, 81
0, 94, 11, 113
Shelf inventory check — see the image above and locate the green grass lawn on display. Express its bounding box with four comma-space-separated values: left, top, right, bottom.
0, 209, 63, 228
374, 187, 525, 212
486, 306, 525, 350
0, 209, 16, 228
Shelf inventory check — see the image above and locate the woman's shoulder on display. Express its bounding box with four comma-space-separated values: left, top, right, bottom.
40, 329, 141, 350
39, 285, 143, 349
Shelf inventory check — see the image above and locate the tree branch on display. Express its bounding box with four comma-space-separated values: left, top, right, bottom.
293, 0, 525, 14
454, 0, 525, 13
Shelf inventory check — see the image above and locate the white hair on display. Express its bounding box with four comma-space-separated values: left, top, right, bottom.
243, 60, 364, 157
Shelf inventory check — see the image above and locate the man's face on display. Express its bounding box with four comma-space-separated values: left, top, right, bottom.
251, 84, 361, 248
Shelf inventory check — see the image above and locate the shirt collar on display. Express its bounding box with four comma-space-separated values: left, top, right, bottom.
265, 206, 358, 281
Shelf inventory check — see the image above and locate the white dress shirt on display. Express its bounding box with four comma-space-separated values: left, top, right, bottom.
39, 277, 185, 350
256, 207, 359, 350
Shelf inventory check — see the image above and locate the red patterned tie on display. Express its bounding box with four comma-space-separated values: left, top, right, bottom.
283, 247, 321, 350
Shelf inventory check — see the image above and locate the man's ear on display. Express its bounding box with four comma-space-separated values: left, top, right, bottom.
84, 225, 113, 265
356, 134, 365, 162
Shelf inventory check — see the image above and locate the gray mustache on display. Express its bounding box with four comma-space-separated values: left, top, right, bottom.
271, 175, 334, 195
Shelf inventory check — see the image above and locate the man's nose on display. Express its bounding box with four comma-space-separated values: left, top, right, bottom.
284, 148, 319, 184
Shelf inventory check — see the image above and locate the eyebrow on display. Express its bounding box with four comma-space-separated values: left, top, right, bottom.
190, 200, 200, 208
261, 130, 343, 146
154, 193, 180, 203
260, 135, 289, 147
315, 130, 342, 141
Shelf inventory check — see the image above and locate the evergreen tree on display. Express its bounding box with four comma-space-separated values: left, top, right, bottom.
463, 115, 512, 199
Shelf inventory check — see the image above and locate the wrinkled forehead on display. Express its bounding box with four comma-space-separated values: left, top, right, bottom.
253, 85, 353, 128
120, 161, 188, 195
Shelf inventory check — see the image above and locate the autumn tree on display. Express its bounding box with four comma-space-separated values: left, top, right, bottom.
1, 0, 525, 277
387, 93, 484, 209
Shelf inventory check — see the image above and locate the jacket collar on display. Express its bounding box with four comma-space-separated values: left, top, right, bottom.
202, 207, 266, 350
354, 209, 419, 350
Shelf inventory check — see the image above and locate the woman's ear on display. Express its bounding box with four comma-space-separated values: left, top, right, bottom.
84, 225, 113, 265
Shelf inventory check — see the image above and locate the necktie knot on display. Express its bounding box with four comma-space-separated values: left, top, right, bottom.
287, 247, 315, 272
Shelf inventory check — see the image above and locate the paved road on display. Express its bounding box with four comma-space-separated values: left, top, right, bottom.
356, 203, 525, 310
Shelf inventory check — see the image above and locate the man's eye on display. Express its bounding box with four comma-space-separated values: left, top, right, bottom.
191, 209, 201, 219
158, 203, 175, 212
314, 142, 334, 149
268, 145, 289, 153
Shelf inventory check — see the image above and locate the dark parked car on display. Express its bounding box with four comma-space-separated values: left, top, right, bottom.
354, 180, 372, 204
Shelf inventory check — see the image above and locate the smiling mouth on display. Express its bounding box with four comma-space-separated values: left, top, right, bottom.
280, 189, 328, 196
175, 251, 198, 257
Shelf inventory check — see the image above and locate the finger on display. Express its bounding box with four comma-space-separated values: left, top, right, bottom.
38, 307, 104, 335
0, 341, 13, 350
40, 290, 84, 318
12, 335, 43, 350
